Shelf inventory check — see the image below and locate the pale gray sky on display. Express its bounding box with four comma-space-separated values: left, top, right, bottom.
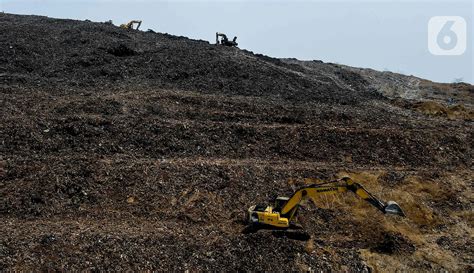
2, 0, 473, 83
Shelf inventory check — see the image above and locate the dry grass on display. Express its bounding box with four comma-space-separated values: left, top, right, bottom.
309, 170, 474, 272
413, 101, 474, 120
304, 238, 315, 254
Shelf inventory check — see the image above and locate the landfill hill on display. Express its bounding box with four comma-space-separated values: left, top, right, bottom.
1, 13, 473, 271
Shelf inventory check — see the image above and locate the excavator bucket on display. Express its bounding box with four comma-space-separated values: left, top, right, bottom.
384, 201, 405, 217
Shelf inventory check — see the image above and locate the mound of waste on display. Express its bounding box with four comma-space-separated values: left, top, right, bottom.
0, 13, 383, 105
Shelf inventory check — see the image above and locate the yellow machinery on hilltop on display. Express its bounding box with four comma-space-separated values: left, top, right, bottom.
120, 20, 142, 30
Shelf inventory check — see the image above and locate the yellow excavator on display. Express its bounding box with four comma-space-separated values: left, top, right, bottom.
120, 20, 142, 30
246, 177, 405, 230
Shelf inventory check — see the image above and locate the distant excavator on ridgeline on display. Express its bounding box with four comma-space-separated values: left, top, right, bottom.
120, 20, 142, 30
216, 32, 238, 47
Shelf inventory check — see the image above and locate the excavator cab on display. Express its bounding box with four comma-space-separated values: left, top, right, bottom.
274, 197, 290, 213
247, 204, 289, 228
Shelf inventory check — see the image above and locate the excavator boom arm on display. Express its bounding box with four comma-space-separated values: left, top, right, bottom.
280, 177, 404, 219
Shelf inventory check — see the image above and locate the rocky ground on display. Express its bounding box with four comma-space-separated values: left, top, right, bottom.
0, 13, 473, 271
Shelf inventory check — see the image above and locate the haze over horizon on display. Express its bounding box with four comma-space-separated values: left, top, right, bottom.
2, 0, 472, 84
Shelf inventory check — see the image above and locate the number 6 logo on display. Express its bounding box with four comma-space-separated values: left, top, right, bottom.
428, 16, 466, 56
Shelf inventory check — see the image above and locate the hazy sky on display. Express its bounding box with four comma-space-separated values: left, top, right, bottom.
2, 0, 473, 83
